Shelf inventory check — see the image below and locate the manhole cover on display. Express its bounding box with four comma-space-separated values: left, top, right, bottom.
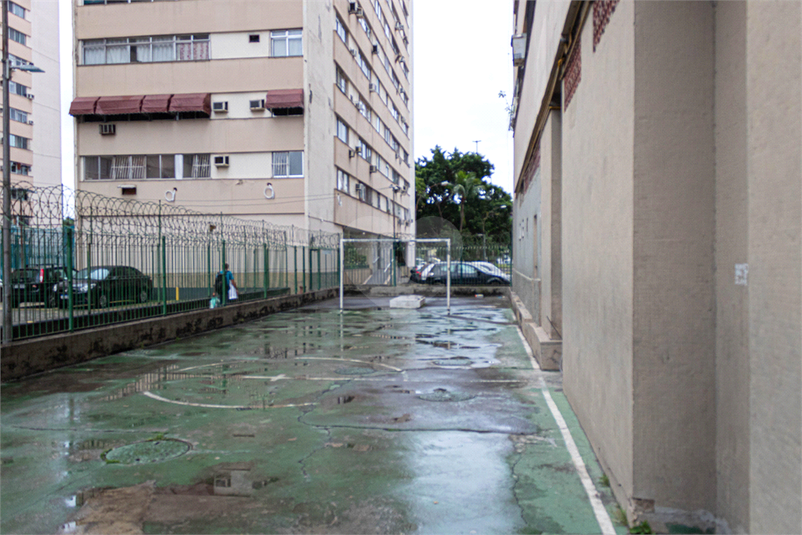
103, 439, 190, 464
335, 367, 375, 376
418, 389, 475, 402
433, 357, 473, 367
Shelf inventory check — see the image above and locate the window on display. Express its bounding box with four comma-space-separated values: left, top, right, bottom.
183, 154, 211, 178
336, 169, 350, 193
336, 118, 349, 144
6, 107, 28, 123
336, 66, 347, 94
8, 81, 27, 97
81, 35, 210, 65
271, 29, 302, 57
356, 48, 371, 79
8, 2, 24, 18
249, 34, 260, 43
146, 155, 176, 179
335, 16, 347, 44
273, 151, 303, 177
10, 161, 29, 176
357, 139, 372, 162
9, 134, 29, 150
9, 28, 26, 46
110, 155, 146, 179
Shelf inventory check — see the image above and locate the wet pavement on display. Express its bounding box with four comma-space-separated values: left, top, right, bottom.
1, 296, 624, 534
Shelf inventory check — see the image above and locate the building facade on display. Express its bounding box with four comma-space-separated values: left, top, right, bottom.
70, 0, 414, 242
510, 1, 800, 533
2, 0, 62, 191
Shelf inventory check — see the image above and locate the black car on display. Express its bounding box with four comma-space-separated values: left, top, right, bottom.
426, 262, 510, 286
59, 266, 153, 308
9, 266, 73, 307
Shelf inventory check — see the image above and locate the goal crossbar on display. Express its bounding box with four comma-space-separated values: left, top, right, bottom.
339, 237, 451, 313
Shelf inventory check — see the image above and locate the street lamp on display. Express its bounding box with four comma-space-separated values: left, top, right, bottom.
2, 0, 44, 343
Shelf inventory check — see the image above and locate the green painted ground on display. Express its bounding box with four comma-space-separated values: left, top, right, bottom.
1, 297, 626, 534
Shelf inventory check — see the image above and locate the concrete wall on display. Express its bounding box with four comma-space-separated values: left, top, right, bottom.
540, 111, 561, 338
561, 0, 636, 509
746, 2, 802, 533
512, 0, 801, 531
632, 0, 716, 513
1, 288, 338, 382
714, 2, 750, 531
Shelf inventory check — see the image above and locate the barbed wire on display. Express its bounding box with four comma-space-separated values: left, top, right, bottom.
1, 182, 341, 249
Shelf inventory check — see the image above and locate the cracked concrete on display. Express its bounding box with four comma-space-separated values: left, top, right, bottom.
1, 296, 624, 534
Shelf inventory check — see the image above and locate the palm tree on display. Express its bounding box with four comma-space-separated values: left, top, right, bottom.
452, 171, 483, 232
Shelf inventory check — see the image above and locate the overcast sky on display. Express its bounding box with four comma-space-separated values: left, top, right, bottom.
412, 0, 514, 193
59, 0, 515, 194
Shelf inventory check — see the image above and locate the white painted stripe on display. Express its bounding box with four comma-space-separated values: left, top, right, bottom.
539, 378, 616, 535
142, 391, 315, 410
517, 325, 614, 534
516, 326, 541, 371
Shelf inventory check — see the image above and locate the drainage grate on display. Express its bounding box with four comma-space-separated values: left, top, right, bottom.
335, 367, 375, 376
418, 389, 475, 402
103, 439, 190, 464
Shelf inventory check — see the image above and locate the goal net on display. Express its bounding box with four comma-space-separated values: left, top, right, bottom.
338, 237, 452, 312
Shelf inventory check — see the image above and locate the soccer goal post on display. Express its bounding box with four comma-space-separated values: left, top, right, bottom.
339, 237, 452, 313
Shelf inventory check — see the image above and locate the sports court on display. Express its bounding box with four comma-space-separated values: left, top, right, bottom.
1, 296, 624, 534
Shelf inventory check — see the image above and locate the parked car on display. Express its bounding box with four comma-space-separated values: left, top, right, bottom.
427, 261, 510, 286
58, 266, 152, 308
9, 266, 73, 307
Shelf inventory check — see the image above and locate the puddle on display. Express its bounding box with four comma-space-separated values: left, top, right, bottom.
433, 357, 473, 367
418, 388, 475, 402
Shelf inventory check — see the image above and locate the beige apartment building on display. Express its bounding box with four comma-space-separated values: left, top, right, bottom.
2, 0, 62, 191
70, 0, 414, 242
510, 0, 800, 533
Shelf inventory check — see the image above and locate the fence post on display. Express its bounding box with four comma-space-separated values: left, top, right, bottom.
161, 236, 167, 316
221, 240, 227, 306
264, 244, 268, 298
66, 226, 74, 332
293, 246, 297, 294
317, 249, 321, 290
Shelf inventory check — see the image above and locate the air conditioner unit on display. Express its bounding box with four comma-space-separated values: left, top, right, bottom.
354, 146, 362, 154
27, 120, 33, 126
369, 84, 377, 93
214, 155, 230, 167
395, 22, 403, 31
249, 99, 265, 110
99, 123, 116, 135
512, 34, 527, 66
212, 101, 229, 113
349, 48, 357, 57
348, 2, 358, 14
369, 165, 378, 173
26, 94, 34, 100
372, 44, 378, 55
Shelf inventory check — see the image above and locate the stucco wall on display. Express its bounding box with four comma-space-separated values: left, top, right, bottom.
746, 2, 802, 533
631, 0, 716, 512
713, 2, 750, 532
561, 0, 635, 507
540, 111, 562, 338
513, 166, 540, 323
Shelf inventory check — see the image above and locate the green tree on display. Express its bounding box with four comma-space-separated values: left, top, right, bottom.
416, 146, 511, 243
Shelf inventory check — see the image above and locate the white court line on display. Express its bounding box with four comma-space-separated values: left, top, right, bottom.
517, 326, 616, 535
142, 391, 315, 410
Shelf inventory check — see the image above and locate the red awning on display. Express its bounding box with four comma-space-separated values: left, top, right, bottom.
68, 96, 100, 116
169, 93, 211, 114
95, 95, 145, 115
142, 94, 172, 114
265, 89, 304, 109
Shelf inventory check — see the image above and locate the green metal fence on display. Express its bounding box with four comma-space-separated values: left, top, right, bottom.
1, 184, 340, 341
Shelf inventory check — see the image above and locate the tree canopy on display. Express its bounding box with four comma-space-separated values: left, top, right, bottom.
415, 146, 512, 244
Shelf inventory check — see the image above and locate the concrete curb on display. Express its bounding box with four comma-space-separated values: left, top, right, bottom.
509, 289, 562, 371
0, 288, 337, 382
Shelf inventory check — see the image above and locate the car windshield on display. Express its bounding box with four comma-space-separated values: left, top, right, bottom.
76, 268, 110, 281
11, 269, 38, 282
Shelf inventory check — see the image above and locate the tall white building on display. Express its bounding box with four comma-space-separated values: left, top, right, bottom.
70, 0, 414, 243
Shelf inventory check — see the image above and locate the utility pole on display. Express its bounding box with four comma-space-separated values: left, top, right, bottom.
473, 140, 481, 153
